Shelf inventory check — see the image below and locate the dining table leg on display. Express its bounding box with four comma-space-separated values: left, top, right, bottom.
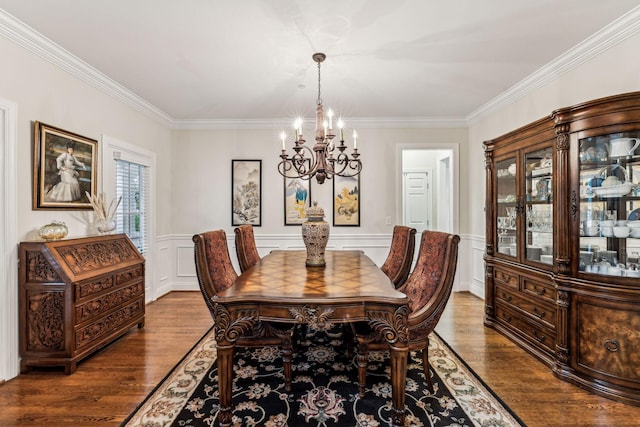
389, 344, 408, 427
216, 343, 234, 427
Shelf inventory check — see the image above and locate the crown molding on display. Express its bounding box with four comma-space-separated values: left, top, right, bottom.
466, 6, 640, 124
170, 116, 468, 130
0, 9, 173, 127
2, 6, 639, 131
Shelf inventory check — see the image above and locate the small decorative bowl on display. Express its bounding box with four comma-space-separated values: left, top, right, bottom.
38, 221, 68, 240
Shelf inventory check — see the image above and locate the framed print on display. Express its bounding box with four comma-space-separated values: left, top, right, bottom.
232, 160, 262, 226
333, 174, 360, 226
33, 121, 98, 210
284, 165, 312, 225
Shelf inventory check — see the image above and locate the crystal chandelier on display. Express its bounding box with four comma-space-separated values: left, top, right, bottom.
278, 53, 362, 184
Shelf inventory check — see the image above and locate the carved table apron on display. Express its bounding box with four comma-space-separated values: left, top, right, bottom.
212, 250, 409, 427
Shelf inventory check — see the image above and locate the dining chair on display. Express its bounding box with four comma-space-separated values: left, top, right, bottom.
355, 230, 460, 397
234, 224, 261, 272
193, 229, 294, 391
380, 225, 417, 288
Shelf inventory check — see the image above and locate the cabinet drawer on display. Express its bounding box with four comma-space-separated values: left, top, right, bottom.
576, 301, 640, 385
495, 303, 556, 355
75, 281, 144, 323
522, 276, 555, 304
496, 285, 556, 330
494, 267, 519, 289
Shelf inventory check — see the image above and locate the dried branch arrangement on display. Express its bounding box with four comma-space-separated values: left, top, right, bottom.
85, 192, 122, 221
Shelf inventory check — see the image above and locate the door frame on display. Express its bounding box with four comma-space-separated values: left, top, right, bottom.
395, 143, 459, 236
1, 97, 18, 381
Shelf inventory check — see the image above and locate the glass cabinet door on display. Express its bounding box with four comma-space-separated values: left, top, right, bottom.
496, 157, 517, 257
525, 147, 554, 265
579, 132, 640, 277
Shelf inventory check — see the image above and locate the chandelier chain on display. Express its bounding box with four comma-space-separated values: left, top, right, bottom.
316, 60, 322, 106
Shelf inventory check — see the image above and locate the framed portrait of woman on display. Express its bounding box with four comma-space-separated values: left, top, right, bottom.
32, 121, 98, 210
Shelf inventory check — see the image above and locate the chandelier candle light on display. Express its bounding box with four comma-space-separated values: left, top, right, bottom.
278, 53, 362, 184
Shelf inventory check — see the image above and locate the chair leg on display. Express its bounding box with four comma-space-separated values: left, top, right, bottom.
282, 337, 293, 393
356, 342, 368, 398
422, 344, 434, 394
342, 323, 355, 358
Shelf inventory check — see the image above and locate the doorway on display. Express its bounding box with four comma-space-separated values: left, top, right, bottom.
399, 147, 458, 234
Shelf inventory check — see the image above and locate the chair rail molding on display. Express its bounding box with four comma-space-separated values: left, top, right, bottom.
156, 233, 481, 298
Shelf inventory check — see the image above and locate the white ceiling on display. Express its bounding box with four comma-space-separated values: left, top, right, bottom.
0, 0, 639, 127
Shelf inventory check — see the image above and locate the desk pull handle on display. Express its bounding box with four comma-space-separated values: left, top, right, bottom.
532, 306, 546, 319
532, 330, 546, 343
604, 339, 620, 352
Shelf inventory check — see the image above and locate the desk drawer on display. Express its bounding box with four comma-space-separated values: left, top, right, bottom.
75, 281, 144, 323
75, 298, 144, 351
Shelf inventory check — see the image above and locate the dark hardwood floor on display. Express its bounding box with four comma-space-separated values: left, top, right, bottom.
1, 291, 638, 426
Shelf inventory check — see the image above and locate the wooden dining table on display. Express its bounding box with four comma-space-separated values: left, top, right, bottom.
211, 249, 410, 427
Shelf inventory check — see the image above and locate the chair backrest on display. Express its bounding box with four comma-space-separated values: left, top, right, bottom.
192, 230, 238, 314
380, 225, 417, 288
234, 225, 261, 273
400, 231, 460, 330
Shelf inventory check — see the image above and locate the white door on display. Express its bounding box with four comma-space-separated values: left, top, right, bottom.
403, 171, 432, 233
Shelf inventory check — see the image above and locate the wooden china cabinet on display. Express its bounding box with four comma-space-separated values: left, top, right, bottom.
484, 91, 640, 406
19, 234, 145, 374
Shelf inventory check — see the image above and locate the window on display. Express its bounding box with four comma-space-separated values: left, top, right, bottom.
115, 159, 148, 255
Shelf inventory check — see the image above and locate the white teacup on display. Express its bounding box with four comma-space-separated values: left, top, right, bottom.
614, 226, 630, 238
585, 225, 599, 236
609, 137, 640, 157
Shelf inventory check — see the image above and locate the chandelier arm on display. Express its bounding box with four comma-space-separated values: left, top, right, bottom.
278, 145, 320, 179
331, 152, 363, 178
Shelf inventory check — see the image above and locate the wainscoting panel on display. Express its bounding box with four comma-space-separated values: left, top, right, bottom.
154, 233, 485, 300
469, 235, 486, 299
153, 238, 172, 301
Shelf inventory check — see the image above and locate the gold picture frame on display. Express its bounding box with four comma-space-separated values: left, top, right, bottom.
32, 121, 98, 210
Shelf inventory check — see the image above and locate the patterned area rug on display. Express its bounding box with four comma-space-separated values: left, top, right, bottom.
122, 326, 525, 427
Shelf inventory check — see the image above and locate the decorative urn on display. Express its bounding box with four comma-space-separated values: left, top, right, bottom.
302, 201, 329, 267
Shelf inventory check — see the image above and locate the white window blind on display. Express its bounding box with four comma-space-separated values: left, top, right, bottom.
115, 159, 148, 255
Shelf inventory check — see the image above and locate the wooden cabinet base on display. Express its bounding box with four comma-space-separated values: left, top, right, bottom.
19, 234, 145, 374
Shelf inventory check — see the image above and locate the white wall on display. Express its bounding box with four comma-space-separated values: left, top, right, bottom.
467, 31, 640, 241
170, 127, 468, 236
0, 36, 173, 241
